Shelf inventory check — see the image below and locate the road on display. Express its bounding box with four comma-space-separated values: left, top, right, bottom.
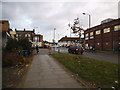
55, 47, 119, 64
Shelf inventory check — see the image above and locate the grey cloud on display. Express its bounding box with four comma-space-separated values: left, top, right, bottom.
2, 1, 119, 41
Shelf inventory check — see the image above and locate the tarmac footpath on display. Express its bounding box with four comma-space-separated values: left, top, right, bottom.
18, 49, 83, 88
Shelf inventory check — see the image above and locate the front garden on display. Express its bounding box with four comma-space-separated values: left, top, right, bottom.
2, 38, 34, 88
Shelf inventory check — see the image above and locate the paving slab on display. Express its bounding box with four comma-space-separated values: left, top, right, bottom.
18, 49, 83, 88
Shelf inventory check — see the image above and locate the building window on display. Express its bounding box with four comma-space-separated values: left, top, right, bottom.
96, 30, 101, 35
19, 34, 21, 38
16, 34, 18, 37
104, 28, 110, 33
28, 34, 31, 37
25, 34, 27, 37
0, 22, 4, 24
85, 43, 88, 49
114, 25, 120, 31
90, 32, 94, 39
106, 42, 109, 45
90, 36, 94, 39
85, 37, 89, 40
97, 42, 100, 45
90, 32, 93, 36
85, 33, 89, 37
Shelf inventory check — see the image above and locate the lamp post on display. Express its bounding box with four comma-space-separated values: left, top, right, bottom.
53, 28, 56, 43
83, 13, 91, 50
82, 13, 91, 28
68, 23, 72, 37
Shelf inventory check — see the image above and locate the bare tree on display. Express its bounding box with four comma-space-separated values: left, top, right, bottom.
69, 18, 84, 45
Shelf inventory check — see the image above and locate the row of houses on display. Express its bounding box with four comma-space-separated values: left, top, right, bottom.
0, 20, 43, 48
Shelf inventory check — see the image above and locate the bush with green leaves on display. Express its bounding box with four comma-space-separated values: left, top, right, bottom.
3, 38, 33, 67
18, 38, 32, 51
5, 38, 18, 51
5, 38, 32, 52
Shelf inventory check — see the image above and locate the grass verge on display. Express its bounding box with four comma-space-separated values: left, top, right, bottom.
51, 53, 119, 89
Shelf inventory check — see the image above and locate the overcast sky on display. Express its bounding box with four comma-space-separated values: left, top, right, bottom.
1, 0, 120, 42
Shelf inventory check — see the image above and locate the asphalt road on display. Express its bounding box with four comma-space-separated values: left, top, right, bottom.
54, 47, 119, 64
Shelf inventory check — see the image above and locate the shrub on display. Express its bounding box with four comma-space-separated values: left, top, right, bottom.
2, 52, 23, 67
2, 52, 32, 67
5, 38, 18, 51
18, 38, 32, 51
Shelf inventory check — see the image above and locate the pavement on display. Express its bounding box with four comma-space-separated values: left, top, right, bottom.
18, 49, 83, 88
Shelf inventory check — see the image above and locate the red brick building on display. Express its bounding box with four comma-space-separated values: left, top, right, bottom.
84, 18, 120, 51
15, 29, 43, 47
15, 29, 35, 42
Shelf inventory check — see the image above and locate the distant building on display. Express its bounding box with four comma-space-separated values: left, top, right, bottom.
15, 29, 35, 42
43, 41, 57, 47
58, 36, 84, 47
84, 18, 120, 51
33, 34, 43, 47
0, 20, 11, 48
14, 29, 43, 47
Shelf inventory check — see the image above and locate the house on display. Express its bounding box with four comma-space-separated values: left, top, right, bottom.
14, 29, 44, 47
43, 40, 57, 48
33, 34, 43, 47
14, 28, 35, 42
0, 20, 11, 48
58, 36, 84, 47
84, 18, 120, 51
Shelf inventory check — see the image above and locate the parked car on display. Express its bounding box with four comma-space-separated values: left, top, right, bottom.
68, 45, 84, 54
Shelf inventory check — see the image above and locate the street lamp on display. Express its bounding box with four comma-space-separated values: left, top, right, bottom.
53, 28, 56, 43
68, 23, 72, 37
82, 13, 91, 28
83, 13, 91, 50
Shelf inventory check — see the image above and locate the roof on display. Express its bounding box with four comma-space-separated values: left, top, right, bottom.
85, 18, 120, 32
15, 30, 34, 32
43, 41, 57, 44
15, 29, 35, 34
0, 20, 9, 22
58, 36, 83, 42
35, 34, 43, 36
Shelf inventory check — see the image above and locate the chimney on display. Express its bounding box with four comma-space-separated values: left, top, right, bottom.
33, 29, 35, 32
65, 36, 67, 38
